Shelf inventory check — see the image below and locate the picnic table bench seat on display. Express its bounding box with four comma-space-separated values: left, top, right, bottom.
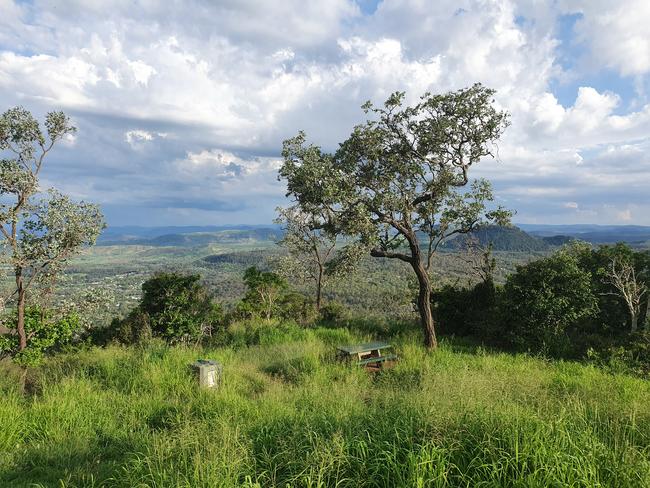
357, 354, 398, 366
337, 341, 398, 370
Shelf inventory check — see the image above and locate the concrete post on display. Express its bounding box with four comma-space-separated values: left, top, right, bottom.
191, 359, 222, 388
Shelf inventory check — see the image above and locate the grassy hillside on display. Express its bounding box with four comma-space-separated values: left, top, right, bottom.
1, 324, 649, 487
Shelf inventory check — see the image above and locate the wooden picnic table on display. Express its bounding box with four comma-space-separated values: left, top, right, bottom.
337, 341, 397, 370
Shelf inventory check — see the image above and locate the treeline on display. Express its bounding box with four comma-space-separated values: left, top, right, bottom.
90, 267, 318, 348
6, 241, 650, 378
434, 242, 650, 375
94, 240, 650, 378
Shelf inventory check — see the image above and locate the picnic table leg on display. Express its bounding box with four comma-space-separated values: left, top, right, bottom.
373, 349, 384, 369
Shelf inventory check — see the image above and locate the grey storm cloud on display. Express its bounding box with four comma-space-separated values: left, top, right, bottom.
1, 0, 649, 225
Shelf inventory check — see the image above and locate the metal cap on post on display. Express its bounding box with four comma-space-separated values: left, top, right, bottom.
191, 359, 222, 388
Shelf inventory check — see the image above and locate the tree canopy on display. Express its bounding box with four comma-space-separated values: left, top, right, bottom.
0, 107, 105, 358
274, 205, 361, 311
280, 84, 510, 348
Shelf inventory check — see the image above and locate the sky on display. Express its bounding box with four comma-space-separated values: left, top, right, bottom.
0, 0, 649, 227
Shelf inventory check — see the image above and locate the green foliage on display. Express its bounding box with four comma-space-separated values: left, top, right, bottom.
116, 309, 153, 345
0, 306, 79, 365
319, 300, 350, 324
587, 331, 650, 377
501, 250, 598, 356
0, 106, 105, 356
1, 334, 650, 486
570, 242, 650, 333
280, 84, 511, 347
102, 272, 223, 345
275, 205, 361, 309
141, 272, 222, 343
277, 290, 318, 325
239, 266, 289, 320
430, 243, 649, 364
280, 86, 512, 253
432, 279, 499, 339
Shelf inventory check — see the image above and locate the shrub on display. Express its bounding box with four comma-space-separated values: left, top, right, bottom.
570, 242, 650, 335
100, 272, 224, 346
319, 301, 350, 324
587, 331, 650, 378
0, 306, 80, 365
105, 309, 153, 346
501, 250, 598, 356
141, 272, 222, 342
278, 291, 318, 325
432, 279, 498, 339
238, 266, 288, 320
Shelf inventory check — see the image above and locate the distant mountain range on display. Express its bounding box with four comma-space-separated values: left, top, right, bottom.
518, 224, 650, 245
98, 223, 650, 250
98, 225, 282, 246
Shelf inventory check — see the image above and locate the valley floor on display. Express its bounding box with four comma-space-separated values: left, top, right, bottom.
1, 325, 649, 487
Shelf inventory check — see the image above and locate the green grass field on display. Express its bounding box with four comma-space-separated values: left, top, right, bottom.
1, 323, 649, 487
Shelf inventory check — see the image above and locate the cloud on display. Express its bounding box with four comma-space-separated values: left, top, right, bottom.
125, 129, 153, 144
617, 209, 633, 222
0, 0, 648, 225
571, 0, 650, 77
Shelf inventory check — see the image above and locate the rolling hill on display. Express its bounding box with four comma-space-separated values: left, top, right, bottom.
99, 226, 282, 247
98, 223, 650, 251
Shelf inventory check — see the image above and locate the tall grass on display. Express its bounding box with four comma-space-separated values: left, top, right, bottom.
1, 324, 649, 487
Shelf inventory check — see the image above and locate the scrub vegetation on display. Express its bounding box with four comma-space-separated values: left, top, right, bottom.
2, 326, 650, 487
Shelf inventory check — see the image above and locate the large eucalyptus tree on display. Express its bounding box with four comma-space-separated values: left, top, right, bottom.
280, 84, 510, 348
0, 107, 105, 355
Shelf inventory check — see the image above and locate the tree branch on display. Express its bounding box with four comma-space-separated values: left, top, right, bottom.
370, 248, 413, 263
0, 224, 11, 242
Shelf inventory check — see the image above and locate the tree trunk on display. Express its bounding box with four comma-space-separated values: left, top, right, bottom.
631, 311, 638, 333
16, 268, 27, 351
315, 265, 323, 311
371, 226, 438, 349
412, 260, 437, 349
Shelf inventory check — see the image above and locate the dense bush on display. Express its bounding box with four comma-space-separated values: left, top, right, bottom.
587, 331, 650, 377
571, 243, 650, 333
0, 306, 80, 365
501, 250, 598, 356
277, 291, 318, 325
319, 300, 350, 324
236, 266, 319, 325
141, 272, 223, 341
100, 272, 223, 345
432, 279, 498, 339
237, 266, 289, 320
114, 309, 153, 345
